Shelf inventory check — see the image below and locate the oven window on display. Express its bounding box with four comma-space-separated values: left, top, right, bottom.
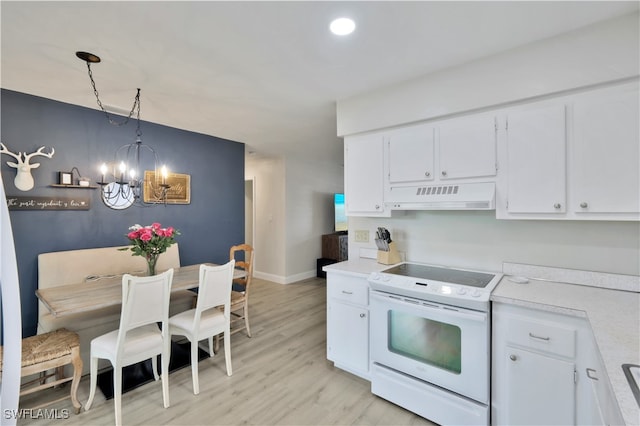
388, 310, 461, 374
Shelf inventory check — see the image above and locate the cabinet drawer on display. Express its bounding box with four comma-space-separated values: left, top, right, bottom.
327, 275, 369, 306
506, 316, 576, 358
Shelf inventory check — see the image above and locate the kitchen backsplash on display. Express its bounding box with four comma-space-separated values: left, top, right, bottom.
349, 211, 640, 276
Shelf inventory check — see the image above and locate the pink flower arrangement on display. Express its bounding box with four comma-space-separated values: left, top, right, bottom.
120, 223, 180, 274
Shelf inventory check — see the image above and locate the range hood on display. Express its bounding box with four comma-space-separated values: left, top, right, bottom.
385, 182, 495, 210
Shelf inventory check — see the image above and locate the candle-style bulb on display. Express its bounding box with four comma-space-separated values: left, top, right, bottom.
161, 165, 168, 184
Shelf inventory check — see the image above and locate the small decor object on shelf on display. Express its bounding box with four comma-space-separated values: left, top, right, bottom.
119, 223, 180, 276
59, 171, 72, 185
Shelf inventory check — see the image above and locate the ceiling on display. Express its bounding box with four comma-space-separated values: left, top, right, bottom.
2, 1, 638, 165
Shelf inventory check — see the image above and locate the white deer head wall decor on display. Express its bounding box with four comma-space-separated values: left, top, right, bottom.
0, 142, 55, 191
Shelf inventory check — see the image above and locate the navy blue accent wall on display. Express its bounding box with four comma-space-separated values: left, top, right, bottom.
1, 89, 245, 337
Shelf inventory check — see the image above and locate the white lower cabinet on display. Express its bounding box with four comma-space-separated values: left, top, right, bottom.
581, 332, 625, 426
503, 346, 576, 425
492, 302, 623, 425
326, 271, 370, 380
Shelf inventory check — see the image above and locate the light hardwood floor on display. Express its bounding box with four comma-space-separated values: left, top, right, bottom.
18, 277, 435, 425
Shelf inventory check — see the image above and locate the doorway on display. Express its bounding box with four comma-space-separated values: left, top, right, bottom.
245, 178, 255, 247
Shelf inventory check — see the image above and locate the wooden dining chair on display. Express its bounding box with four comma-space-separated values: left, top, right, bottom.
215, 244, 254, 352
85, 269, 174, 426
229, 244, 254, 335
168, 260, 235, 394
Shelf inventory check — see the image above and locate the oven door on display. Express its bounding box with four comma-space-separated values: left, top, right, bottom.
370, 290, 490, 403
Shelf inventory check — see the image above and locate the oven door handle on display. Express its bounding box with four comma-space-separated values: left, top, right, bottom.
436, 306, 487, 323
373, 292, 487, 323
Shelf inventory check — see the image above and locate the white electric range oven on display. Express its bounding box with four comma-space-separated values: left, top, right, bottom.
368, 262, 502, 425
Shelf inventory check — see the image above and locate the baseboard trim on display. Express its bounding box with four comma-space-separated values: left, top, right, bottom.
254, 269, 317, 285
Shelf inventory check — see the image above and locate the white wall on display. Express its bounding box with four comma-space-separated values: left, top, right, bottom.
337, 12, 639, 136
245, 156, 286, 281
339, 12, 640, 276
349, 213, 639, 276
285, 157, 344, 282
246, 155, 344, 284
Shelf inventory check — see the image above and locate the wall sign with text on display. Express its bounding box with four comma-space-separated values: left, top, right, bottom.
143, 171, 191, 204
6, 196, 90, 210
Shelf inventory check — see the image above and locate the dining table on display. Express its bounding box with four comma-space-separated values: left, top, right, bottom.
36, 263, 246, 318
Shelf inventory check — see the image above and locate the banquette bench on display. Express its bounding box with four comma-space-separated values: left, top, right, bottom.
37, 244, 194, 375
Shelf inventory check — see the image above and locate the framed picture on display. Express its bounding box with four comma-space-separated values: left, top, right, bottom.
58, 171, 73, 185
143, 170, 191, 204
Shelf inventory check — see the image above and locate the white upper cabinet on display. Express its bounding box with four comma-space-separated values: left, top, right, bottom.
344, 132, 389, 217
571, 85, 640, 216
504, 103, 567, 215
344, 80, 638, 220
387, 123, 435, 185
497, 80, 639, 220
438, 114, 497, 180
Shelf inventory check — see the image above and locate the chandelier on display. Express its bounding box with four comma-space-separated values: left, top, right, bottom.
76, 51, 170, 209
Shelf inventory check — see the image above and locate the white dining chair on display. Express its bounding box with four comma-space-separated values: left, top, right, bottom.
85, 268, 174, 426
168, 260, 234, 395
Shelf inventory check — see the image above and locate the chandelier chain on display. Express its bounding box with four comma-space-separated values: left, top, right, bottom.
86, 62, 139, 127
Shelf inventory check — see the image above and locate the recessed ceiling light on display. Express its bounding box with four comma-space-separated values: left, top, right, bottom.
330, 17, 355, 36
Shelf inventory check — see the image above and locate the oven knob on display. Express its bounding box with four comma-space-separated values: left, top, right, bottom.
456, 288, 467, 295
382, 275, 391, 282
471, 289, 482, 298
371, 273, 380, 281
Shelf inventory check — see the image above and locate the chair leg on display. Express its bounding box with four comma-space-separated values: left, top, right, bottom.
70, 346, 83, 414
207, 336, 214, 357
152, 355, 160, 381
191, 339, 200, 395
39, 371, 47, 385
114, 366, 122, 426
214, 334, 220, 353
244, 304, 251, 338
224, 328, 232, 376
162, 341, 170, 408
55, 366, 65, 383
85, 356, 99, 410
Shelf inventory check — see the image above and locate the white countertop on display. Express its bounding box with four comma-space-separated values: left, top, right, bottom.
322, 258, 391, 277
492, 266, 640, 426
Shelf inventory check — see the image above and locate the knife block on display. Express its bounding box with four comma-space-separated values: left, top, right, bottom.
377, 242, 401, 265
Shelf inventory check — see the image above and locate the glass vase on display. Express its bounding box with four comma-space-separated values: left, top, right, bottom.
147, 254, 158, 276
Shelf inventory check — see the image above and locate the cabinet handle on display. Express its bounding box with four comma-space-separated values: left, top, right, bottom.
375, 204, 380, 210
586, 368, 599, 381
580, 202, 588, 208
554, 203, 561, 209
528, 332, 550, 341
425, 171, 430, 177
341, 290, 353, 295
441, 171, 447, 177
509, 354, 517, 361
359, 313, 366, 318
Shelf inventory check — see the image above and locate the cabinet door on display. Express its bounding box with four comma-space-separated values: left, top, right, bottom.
572, 87, 640, 214
439, 115, 497, 180
504, 346, 576, 425
327, 301, 369, 375
579, 332, 625, 426
387, 123, 435, 184
506, 104, 567, 214
344, 133, 387, 216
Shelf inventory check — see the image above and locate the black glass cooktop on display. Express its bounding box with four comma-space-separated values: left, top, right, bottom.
382, 263, 495, 288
